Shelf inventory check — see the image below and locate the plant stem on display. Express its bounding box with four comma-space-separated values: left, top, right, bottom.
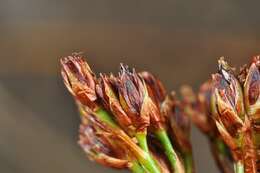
136, 132, 149, 152
135, 132, 161, 173
130, 161, 146, 173
155, 129, 183, 173
234, 161, 244, 173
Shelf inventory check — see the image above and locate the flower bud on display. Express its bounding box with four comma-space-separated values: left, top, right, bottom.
60, 53, 98, 110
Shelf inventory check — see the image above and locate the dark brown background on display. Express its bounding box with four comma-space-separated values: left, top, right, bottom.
1, 0, 260, 172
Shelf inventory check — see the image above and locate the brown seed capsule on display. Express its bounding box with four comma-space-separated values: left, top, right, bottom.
60, 53, 98, 110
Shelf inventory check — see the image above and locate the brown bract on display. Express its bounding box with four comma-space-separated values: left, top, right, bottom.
60, 53, 98, 110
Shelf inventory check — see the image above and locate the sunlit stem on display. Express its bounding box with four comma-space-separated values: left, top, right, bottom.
155, 129, 183, 173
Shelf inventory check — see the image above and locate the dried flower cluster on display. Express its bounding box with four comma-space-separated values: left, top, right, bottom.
61, 53, 194, 173
183, 57, 260, 173
60, 53, 260, 173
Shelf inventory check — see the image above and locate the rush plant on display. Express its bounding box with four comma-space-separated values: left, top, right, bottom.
60, 53, 260, 173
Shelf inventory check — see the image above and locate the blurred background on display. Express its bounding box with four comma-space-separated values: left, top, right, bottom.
1, 0, 260, 172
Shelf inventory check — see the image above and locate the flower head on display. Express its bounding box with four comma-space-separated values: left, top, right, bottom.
61, 53, 98, 110
116, 64, 152, 132
179, 83, 217, 137
212, 57, 245, 133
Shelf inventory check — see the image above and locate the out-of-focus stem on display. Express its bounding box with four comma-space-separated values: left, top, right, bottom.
183, 152, 193, 173
130, 161, 146, 173
135, 132, 161, 173
234, 161, 244, 173
155, 129, 184, 173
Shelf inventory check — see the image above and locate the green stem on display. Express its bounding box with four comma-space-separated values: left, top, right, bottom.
234, 161, 244, 173
130, 161, 146, 173
135, 132, 161, 173
136, 132, 149, 152
95, 108, 118, 128
155, 129, 182, 173
183, 152, 193, 173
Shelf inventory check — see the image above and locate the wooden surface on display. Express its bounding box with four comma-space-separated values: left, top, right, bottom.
1, 0, 260, 172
